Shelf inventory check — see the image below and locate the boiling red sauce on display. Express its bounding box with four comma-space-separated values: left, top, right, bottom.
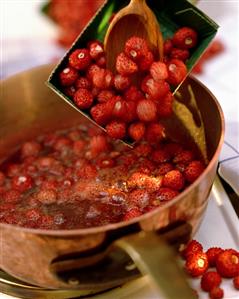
0, 124, 205, 230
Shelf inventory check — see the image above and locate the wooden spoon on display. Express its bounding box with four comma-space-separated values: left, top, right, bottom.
104, 0, 164, 72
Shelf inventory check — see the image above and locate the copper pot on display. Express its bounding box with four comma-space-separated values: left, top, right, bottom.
0, 64, 224, 299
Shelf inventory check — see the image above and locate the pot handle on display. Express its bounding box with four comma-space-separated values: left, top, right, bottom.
114, 230, 196, 299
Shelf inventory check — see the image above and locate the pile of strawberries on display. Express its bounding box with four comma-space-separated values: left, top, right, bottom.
181, 239, 239, 298
58, 27, 198, 142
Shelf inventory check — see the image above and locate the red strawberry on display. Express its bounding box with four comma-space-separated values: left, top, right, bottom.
124, 36, 149, 61
209, 287, 224, 299
128, 189, 150, 208
184, 160, 205, 183
97, 89, 115, 103
36, 189, 57, 205
114, 74, 131, 91
96, 157, 115, 169
182, 240, 203, 259
163, 142, 183, 158
96, 55, 106, 67
145, 122, 165, 144
233, 276, 239, 289
141, 76, 170, 101
116, 52, 138, 76
157, 92, 174, 117
138, 50, 154, 71
201, 271, 222, 292
163, 39, 173, 55
155, 187, 179, 201
59, 67, 78, 86
111, 96, 128, 120
127, 172, 162, 192
21, 141, 41, 158
206, 247, 224, 267
151, 149, 170, 163
134, 143, 152, 157
123, 207, 142, 221
11, 175, 33, 192
69, 49, 91, 70
124, 101, 137, 123
154, 162, 174, 176
150, 61, 169, 81
76, 164, 97, 179
3, 190, 21, 203
185, 252, 209, 277
92, 68, 114, 89
75, 76, 91, 90
86, 64, 100, 80
73, 88, 94, 109
124, 85, 143, 102
173, 150, 194, 164
106, 121, 126, 139
90, 135, 109, 154
172, 27, 198, 49
216, 249, 239, 278
170, 48, 190, 61
167, 58, 187, 85
73, 140, 86, 155
136, 99, 157, 122
90, 103, 111, 125
128, 122, 146, 142
63, 86, 76, 98
162, 170, 185, 190
87, 40, 104, 60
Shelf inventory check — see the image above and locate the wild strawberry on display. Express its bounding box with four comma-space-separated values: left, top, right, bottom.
97, 90, 115, 103
96, 55, 106, 67
163, 170, 184, 191
173, 150, 194, 164
138, 51, 154, 71
206, 248, 224, 267
151, 149, 170, 163
163, 39, 173, 55
76, 164, 97, 179
163, 142, 183, 158
233, 276, 239, 289
141, 76, 170, 101
172, 27, 198, 49
184, 160, 205, 183
123, 207, 142, 221
92, 69, 114, 89
73, 140, 86, 155
167, 59, 187, 86
11, 175, 33, 192
90, 103, 111, 125
75, 76, 91, 90
154, 162, 174, 176
92, 87, 100, 98
128, 189, 150, 208
127, 172, 162, 192
114, 74, 131, 91
90, 135, 109, 154
6, 164, 21, 177
155, 187, 179, 201
124, 85, 143, 102
209, 287, 224, 299
145, 122, 165, 144
41, 179, 58, 191
182, 240, 203, 259
157, 92, 174, 117
86, 64, 100, 80
136, 99, 157, 122
150, 61, 168, 81
53, 137, 72, 151
69, 49, 91, 70
124, 101, 137, 123
134, 143, 152, 157
3, 190, 21, 203
185, 252, 209, 277
21, 141, 41, 158
68, 129, 81, 141
111, 96, 128, 120
25, 209, 42, 221
96, 157, 115, 169
201, 271, 222, 292
59, 67, 78, 86
128, 122, 146, 141
73, 88, 93, 109
170, 48, 190, 61
87, 40, 104, 60
116, 52, 138, 76
216, 249, 239, 278
63, 86, 76, 97
106, 121, 126, 139
124, 36, 149, 61
36, 189, 57, 205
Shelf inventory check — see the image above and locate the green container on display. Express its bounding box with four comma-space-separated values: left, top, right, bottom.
47, 0, 219, 143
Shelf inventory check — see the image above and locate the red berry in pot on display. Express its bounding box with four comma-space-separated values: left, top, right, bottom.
157, 92, 174, 117
167, 59, 187, 86
128, 189, 150, 209
21, 141, 42, 158
173, 150, 194, 164
72, 140, 86, 155
128, 122, 146, 142
90, 135, 109, 155
136, 99, 157, 122
69, 49, 91, 70
90, 103, 111, 126
172, 27, 198, 49
141, 76, 170, 101
97, 90, 115, 103
114, 74, 131, 91
154, 162, 174, 176
73, 88, 94, 109
185, 252, 209, 277
124, 85, 143, 102
200, 271, 222, 292
116, 52, 138, 76
92, 69, 114, 89
206, 247, 224, 267
170, 48, 190, 61
150, 61, 168, 81
123, 207, 142, 221
86, 64, 100, 80
124, 36, 149, 61
106, 121, 126, 139
3, 190, 21, 203
59, 67, 78, 86
155, 187, 179, 202
75, 77, 91, 90
138, 50, 154, 71
145, 122, 165, 144
216, 249, 239, 278
63, 86, 76, 98
87, 40, 104, 60
162, 170, 185, 191
11, 175, 33, 192
209, 287, 224, 299
112, 96, 128, 120
184, 160, 205, 183
124, 101, 137, 123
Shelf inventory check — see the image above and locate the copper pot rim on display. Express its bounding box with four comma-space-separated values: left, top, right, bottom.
0, 69, 225, 236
